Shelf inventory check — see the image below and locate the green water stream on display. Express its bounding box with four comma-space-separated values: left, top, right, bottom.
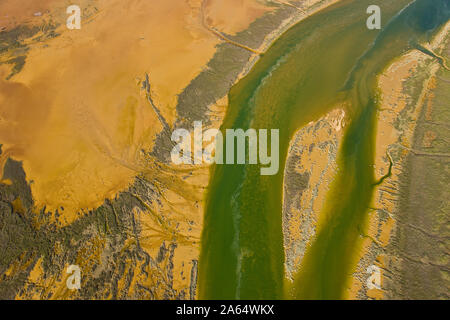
199, 0, 450, 299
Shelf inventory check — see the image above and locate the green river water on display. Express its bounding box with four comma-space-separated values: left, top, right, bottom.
199, 0, 450, 299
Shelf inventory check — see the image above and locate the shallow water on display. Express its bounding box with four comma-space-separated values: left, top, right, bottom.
199, 0, 450, 299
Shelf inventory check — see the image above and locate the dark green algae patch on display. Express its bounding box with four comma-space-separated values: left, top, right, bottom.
199, 0, 450, 299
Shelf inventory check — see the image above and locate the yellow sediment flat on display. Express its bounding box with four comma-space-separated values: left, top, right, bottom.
0, 0, 59, 30
203, 0, 272, 35
346, 52, 431, 299
283, 108, 346, 280
347, 22, 450, 299
0, 0, 271, 224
